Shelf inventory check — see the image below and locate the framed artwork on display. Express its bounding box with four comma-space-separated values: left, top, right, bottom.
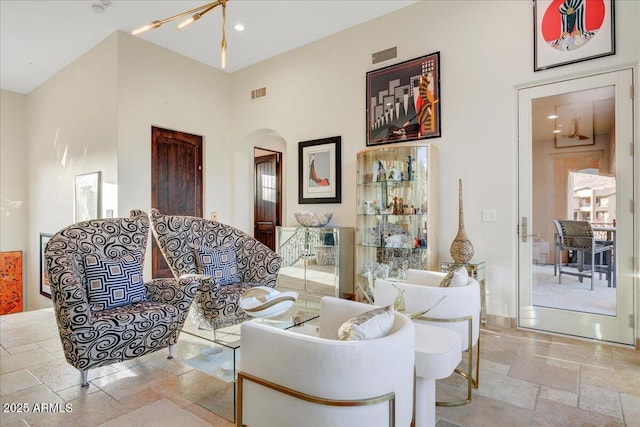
534, 0, 615, 71
74, 171, 101, 222
298, 136, 341, 204
0, 251, 23, 314
366, 51, 441, 146
554, 102, 595, 148
40, 233, 53, 299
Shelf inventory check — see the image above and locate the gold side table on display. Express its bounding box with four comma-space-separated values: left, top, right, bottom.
440, 260, 486, 325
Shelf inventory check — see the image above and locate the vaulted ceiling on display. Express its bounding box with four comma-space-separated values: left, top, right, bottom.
1, 0, 418, 94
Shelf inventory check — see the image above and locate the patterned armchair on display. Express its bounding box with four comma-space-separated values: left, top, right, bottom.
149, 209, 283, 331
45, 210, 198, 387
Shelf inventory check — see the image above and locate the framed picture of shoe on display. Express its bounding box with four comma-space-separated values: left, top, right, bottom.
366, 51, 441, 146
298, 136, 341, 204
534, 0, 615, 71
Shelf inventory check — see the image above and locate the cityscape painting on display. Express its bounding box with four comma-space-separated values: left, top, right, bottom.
366, 52, 441, 146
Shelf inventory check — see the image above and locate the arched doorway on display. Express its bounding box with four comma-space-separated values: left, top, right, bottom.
254, 147, 281, 250
233, 129, 287, 244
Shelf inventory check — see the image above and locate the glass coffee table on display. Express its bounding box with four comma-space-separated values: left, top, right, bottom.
180, 307, 319, 421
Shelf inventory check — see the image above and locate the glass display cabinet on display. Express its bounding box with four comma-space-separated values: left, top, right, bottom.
276, 226, 354, 312
356, 143, 438, 302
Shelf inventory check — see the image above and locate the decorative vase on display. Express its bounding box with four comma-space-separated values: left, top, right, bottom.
450, 179, 474, 263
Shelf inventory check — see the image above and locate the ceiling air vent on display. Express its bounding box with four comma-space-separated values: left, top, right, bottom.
372, 47, 397, 65
251, 87, 267, 100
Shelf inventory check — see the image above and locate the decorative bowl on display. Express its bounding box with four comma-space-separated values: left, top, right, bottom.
240, 286, 298, 319
294, 211, 333, 227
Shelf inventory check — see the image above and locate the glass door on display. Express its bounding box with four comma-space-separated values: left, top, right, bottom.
518, 69, 634, 344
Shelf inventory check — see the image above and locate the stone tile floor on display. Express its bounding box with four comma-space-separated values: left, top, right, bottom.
1, 308, 638, 426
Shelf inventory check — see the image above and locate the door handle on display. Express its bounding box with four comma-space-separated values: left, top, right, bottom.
520, 217, 539, 243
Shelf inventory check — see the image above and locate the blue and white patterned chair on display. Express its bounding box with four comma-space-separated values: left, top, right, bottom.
149, 209, 283, 331
45, 210, 198, 387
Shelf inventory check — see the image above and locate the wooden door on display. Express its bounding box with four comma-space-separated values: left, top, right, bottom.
151, 126, 203, 278
254, 152, 281, 250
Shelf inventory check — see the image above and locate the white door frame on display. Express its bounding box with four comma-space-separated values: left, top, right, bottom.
517, 68, 636, 345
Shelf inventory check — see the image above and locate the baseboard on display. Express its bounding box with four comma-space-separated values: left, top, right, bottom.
485, 314, 517, 328
485, 315, 640, 350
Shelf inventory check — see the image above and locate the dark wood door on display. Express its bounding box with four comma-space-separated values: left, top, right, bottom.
254, 153, 281, 251
151, 126, 203, 278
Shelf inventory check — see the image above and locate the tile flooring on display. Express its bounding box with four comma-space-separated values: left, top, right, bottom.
1, 308, 638, 426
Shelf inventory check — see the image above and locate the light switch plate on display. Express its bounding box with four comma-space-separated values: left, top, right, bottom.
482, 209, 497, 222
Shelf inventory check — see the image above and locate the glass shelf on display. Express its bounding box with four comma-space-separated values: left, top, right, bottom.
355, 143, 438, 302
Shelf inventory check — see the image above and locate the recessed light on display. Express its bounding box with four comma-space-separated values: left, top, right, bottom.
552, 129, 561, 133
234, 23, 245, 31
92, 0, 111, 14
546, 114, 558, 119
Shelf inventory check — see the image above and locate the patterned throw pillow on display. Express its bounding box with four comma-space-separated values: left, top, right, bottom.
439, 266, 469, 287
84, 252, 146, 311
337, 305, 395, 341
439, 270, 455, 287
194, 244, 241, 285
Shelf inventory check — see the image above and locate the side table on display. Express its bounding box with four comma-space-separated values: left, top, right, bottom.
414, 323, 462, 427
440, 260, 486, 325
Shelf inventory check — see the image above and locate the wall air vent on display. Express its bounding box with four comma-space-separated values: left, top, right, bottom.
372, 47, 397, 65
251, 87, 267, 100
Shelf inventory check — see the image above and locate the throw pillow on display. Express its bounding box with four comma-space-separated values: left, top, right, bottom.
439, 267, 469, 287
193, 244, 241, 285
337, 305, 394, 341
439, 270, 455, 287
84, 251, 146, 311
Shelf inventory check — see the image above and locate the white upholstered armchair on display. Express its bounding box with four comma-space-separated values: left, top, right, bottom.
237, 296, 415, 427
375, 269, 480, 406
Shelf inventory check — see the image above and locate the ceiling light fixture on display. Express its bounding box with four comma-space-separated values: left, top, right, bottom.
546, 114, 559, 119
234, 23, 245, 31
132, 0, 228, 69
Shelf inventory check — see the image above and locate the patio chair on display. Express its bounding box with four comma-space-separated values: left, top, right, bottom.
552, 219, 613, 290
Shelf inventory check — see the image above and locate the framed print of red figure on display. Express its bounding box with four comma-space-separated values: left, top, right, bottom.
366, 52, 441, 146
534, 0, 615, 71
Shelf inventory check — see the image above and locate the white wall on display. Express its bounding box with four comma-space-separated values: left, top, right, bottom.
115, 31, 232, 222
2, 31, 232, 311
115, 31, 232, 279
24, 34, 119, 310
0, 90, 28, 312
230, 0, 640, 322
1, 90, 28, 252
